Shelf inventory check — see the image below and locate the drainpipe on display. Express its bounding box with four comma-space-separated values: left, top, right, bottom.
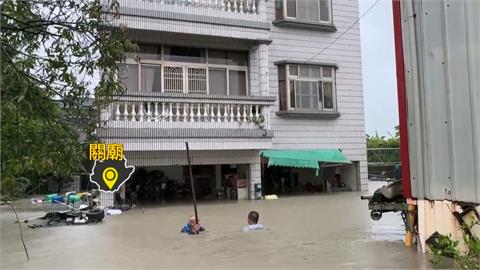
392, 0, 415, 247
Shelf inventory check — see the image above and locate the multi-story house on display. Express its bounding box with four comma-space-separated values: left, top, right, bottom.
98, 0, 367, 203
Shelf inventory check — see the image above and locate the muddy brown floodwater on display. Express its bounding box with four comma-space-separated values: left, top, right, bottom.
1, 182, 430, 269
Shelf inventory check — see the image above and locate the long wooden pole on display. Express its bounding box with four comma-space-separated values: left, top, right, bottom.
185, 142, 199, 233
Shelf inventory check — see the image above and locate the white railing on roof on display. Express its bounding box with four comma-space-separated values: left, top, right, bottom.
142, 0, 258, 14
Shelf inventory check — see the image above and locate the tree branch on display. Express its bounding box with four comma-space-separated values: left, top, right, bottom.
1, 201, 29, 261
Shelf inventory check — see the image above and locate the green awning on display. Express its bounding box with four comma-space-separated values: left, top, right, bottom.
261, 149, 351, 170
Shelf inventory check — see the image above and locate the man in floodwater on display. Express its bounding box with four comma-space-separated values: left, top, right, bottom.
243, 211, 265, 232
181, 216, 205, 234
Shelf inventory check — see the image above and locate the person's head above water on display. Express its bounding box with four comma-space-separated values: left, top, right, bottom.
247, 211, 259, 225
189, 216, 199, 225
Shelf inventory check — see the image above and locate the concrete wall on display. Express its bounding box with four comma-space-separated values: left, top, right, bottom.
340, 162, 359, 191
266, 0, 368, 191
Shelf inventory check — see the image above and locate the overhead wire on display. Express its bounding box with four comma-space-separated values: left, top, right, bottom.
306, 0, 381, 61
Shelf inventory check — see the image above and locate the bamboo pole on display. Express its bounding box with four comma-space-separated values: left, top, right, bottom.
185, 142, 199, 233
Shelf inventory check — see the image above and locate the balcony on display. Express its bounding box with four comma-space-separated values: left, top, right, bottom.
108, 0, 271, 44
136, 0, 261, 15
101, 93, 275, 131
97, 93, 275, 151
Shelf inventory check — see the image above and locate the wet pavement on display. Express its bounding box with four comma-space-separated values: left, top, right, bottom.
1, 181, 430, 269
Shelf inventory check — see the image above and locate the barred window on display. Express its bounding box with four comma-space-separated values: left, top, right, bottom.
120, 45, 248, 96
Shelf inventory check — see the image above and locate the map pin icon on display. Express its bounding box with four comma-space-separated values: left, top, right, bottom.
102, 167, 119, 190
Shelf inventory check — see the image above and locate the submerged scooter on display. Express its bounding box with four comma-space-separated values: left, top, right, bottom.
21, 191, 105, 228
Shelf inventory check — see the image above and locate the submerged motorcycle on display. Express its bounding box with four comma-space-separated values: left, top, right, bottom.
23, 192, 105, 228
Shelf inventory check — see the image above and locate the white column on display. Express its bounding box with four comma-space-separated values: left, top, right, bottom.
189, 103, 195, 122
146, 103, 152, 121
216, 104, 222, 123
168, 103, 173, 122
203, 104, 209, 121
115, 103, 121, 121
131, 104, 137, 122
249, 46, 260, 96
258, 43, 269, 97
196, 104, 201, 121
100, 104, 111, 122
210, 104, 216, 122
249, 162, 262, 200
99, 192, 114, 208
154, 102, 159, 122
138, 103, 144, 121
229, 105, 234, 122
123, 102, 129, 121
223, 104, 228, 122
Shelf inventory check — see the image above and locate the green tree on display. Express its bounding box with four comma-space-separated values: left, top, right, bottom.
1, 0, 137, 199
366, 128, 400, 149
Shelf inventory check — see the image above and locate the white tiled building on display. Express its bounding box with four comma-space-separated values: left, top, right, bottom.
98, 0, 367, 203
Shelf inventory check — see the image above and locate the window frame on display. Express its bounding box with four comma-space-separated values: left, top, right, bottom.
120, 45, 249, 96
283, 64, 337, 112
282, 0, 333, 24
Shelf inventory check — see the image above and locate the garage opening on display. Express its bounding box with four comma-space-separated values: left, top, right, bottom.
124, 164, 249, 204
261, 149, 359, 195
263, 164, 358, 195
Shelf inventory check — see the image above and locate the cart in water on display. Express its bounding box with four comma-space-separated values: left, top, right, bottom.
361, 180, 408, 222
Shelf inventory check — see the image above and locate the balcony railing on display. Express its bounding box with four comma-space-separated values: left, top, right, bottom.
102, 94, 274, 130
134, 0, 260, 15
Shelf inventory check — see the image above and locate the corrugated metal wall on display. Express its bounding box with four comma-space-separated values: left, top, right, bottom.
400, 0, 480, 203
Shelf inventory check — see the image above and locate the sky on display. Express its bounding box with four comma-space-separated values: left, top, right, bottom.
359, 0, 399, 137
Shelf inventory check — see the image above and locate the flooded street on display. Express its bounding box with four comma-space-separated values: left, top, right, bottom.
1, 182, 429, 269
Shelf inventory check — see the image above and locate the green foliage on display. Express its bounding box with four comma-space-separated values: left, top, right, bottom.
1, 0, 137, 199
429, 219, 480, 269
366, 125, 400, 149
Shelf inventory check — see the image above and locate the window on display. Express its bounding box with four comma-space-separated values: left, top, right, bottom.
141, 64, 161, 92
118, 64, 138, 92
164, 46, 206, 63
229, 70, 247, 96
278, 63, 336, 112
209, 68, 227, 95
121, 45, 248, 96
276, 0, 332, 24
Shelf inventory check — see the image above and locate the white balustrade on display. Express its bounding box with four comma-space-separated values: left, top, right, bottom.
131, 104, 137, 121
216, 104, 221, 123
154, 103, 159, 121
181, 103, 186, 122
138, 0, 259, 14
236, 106, 241, 122
115, 104, 121, 121
223, 105, 228, 122
176, 103, 181, 121
108, 99, 269, 129
168, 103, 173, 122
210, 104, 215, 122
196, 104, 201, 121
189, 104, 195, 122
203, 104, 209, 121
146, 103, 152, 121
